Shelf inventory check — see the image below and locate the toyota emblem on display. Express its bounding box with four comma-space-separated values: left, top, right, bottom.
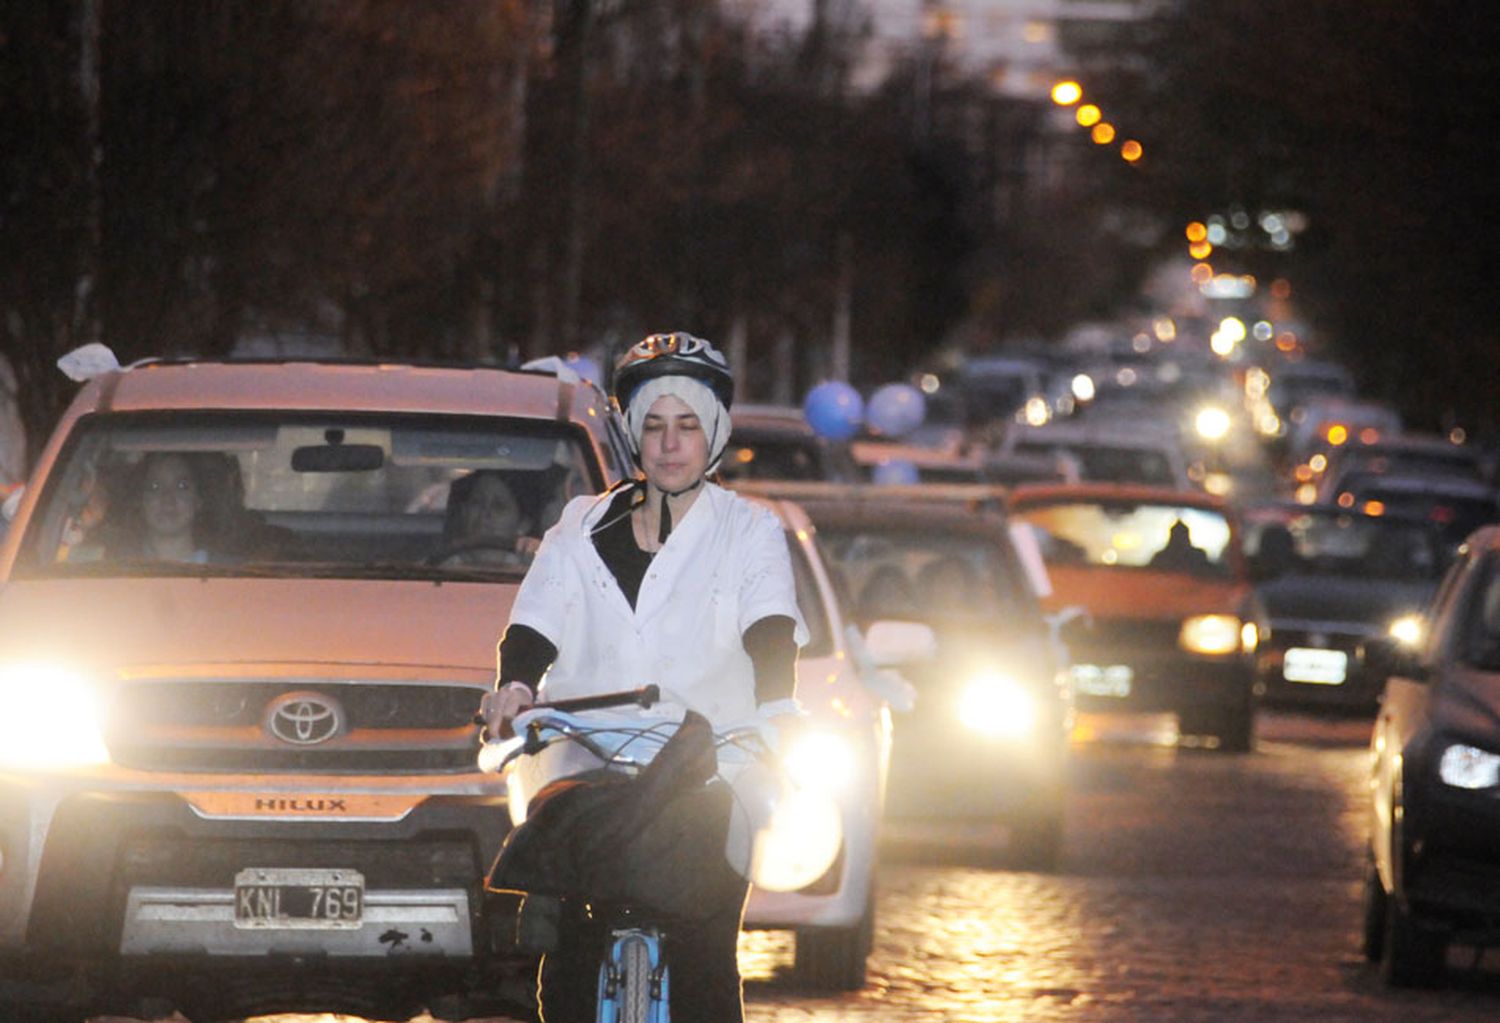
266, 691, 346, 746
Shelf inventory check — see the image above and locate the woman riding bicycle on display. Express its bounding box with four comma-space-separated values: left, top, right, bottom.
480, 331, 806, 1023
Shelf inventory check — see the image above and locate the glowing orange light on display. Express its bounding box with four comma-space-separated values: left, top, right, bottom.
1052, 81, 1083, 106
1189, 240, 1213, 260
1337, 492, 1354, 509
1190, 262, 1214, 283
1326, 424, 1349, 446
1271, 278, 1292, 299
1091, 122, 1116, 144
1363, 500, 1386, 516
1121, 140, 1143, 163
1293, 464, 1314, 483
1275, 333, 1298, 352
1360, 427, 1380, 445
1075, 104, 1102, 127
1186, 222, 1208, 243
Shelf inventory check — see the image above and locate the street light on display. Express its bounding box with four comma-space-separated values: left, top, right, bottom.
1091, 123, 1116, 145
1075, 104, 1102, 127
1121, 139, 1143, 163
1051, 80, 1083, 106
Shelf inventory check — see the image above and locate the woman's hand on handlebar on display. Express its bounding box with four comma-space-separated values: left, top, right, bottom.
479, 681, 535, 740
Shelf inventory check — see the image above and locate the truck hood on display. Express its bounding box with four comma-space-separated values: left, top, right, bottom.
0, 577, 513, 681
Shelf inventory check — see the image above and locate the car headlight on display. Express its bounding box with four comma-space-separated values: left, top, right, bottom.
0, 663, 111, 770
957, 671, 1039, 740
781, 730, 858, 795
1178, 614, 1244, 656
1195, 406, 1231, 442
1388, 614, 1425, 648
747, 785, 844, 893
1439, 743, 1500, 790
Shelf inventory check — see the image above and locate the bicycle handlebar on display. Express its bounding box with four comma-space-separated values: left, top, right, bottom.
533, 684, 661, 715
474, 684, 660, 732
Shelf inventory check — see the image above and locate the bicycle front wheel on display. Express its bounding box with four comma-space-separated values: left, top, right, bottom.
620, 933, 653, 1022
600, 930, 664, 1023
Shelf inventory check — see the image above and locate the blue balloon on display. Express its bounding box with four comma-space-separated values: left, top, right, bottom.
803, 381, 864, 441
871, 458, 919, 485
866, 383, 927, 438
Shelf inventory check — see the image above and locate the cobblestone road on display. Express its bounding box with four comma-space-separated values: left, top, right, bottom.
94, 712, 1500, 1023
739, 711, 1500, 1022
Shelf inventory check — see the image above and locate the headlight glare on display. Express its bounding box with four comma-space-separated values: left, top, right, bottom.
747, 787, 843, 892
1388, 614, 1424, 648
0, 663, 111, 770
781, 730, 858, 795
1179, 614, 1243, 656
1439, 743, 1500, 790
958, 671, 1039, 739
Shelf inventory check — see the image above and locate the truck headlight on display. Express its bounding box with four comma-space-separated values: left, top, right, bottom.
1439, 743, 1500, 790
0, 664, 111, 770
958, 672, 1038, 739
1179, 615, 1244, 656
781, 730, 858, 795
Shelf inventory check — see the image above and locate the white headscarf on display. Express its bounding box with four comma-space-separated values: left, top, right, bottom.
625, 376, 733, 475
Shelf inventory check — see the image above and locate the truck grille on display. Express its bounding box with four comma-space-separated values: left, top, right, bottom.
105, 679, 486, 774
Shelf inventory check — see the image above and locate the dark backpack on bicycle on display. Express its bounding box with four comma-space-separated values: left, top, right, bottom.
487, 711, 745, 942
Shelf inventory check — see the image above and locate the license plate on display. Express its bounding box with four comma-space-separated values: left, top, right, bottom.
1070, 663, 1134, 698
234, 868, 364, 930
1283, 647, 1348, 685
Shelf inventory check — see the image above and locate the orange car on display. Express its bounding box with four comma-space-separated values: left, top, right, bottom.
1009, 483, 1264, 751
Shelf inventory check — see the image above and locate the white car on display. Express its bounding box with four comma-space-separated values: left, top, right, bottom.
737, 494, 926, 991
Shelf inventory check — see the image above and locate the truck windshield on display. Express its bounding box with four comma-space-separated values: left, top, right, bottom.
17, 411, 600, 581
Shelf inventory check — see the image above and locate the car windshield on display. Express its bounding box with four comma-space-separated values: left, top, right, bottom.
1246, 511, 1445, 582
1461, 558, 1500, 671
1014, 501, 1234, 577
1013, 440, 1177, 486
785, 536, 832, 657
18, 411, 600, 581
719, 434, 825, 481
816, 525, 1033, 623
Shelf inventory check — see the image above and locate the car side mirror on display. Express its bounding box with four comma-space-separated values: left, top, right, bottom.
862, 619, 938, 668
1363, 635, 1429, 685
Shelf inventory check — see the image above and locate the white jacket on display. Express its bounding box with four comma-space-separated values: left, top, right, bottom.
507, 482, 807, 727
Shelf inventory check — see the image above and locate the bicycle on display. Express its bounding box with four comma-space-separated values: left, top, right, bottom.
480, 684, 778, 1023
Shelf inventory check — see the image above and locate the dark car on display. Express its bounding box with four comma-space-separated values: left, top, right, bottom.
1331, 471, 1500, 551
1245, 504, 1448, 713
1010, 483, 1262, 751
787, 491, 1071, 869
1315, 433, 1488, 503
717, 403, 857, 483
1364, 525, 1500, 986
